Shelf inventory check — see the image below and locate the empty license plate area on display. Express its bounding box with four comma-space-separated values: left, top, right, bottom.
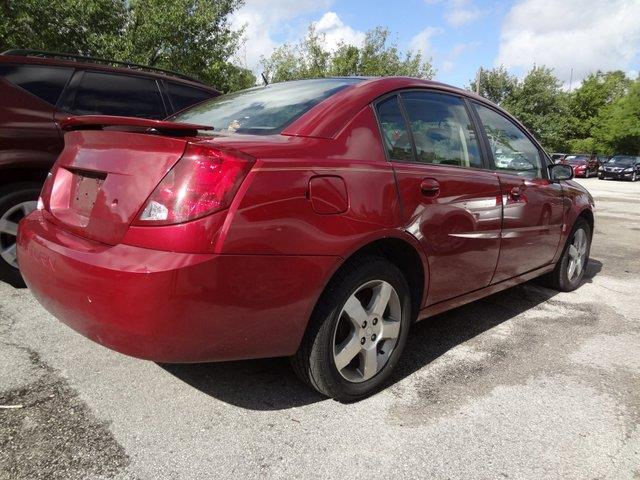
69, 170, 107, 217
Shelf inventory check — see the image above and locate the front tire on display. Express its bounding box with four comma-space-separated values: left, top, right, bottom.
539, 218, 591, 292
291, 256, 412, 401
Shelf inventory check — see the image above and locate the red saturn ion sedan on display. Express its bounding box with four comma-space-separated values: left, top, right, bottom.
17, 77, 594, 400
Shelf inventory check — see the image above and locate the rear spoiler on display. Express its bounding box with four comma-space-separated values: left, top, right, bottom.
59, 115, 214, 136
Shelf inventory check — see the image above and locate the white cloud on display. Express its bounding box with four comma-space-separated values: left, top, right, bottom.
314, 12, 366, 51
410, 26, 443, 56
231, 0, 331, 73
440, 41, 480, 72
425, 0, 483, 27
496, 0, 640, 85
444, 0, 482, 27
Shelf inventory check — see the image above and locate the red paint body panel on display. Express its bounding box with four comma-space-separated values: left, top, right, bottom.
17, 76, 595, 363
491, 175, 564, 282
18, 211, 339, 362
392, 163, 502, 305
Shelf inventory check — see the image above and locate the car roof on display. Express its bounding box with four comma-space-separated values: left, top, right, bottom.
0, 50, 219, 93
282, 76, 524, 139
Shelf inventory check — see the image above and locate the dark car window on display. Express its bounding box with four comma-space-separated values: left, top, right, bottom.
399, 91, 482, 168
375, 95, 414, 162
0, 64, 73, 105
71, 71, 166, 119
173, 78, 362, 135
474, 103, 543, 178
167, 82, 215, 113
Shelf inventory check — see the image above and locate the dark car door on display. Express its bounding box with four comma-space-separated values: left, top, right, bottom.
0, 64, 73, 168
376, 91, 503, 306
472, 102, 564, 283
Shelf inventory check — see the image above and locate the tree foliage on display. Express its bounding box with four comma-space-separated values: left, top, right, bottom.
469, 66, 639, 154
261, 25, 435, 83
0, 0, 256, 92
469, 65, 517, 105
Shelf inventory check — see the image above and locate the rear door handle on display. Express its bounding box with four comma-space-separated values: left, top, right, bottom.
420, 178, 440, 196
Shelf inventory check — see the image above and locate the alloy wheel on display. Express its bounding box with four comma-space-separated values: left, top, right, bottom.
567, 228, 588, 282
332, 280, 402, 383
0, 200, 37, 268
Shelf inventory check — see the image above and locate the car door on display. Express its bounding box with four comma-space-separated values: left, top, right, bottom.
376, 91, 503, 306
0, 64, 73, 166
472, 102, 564, 283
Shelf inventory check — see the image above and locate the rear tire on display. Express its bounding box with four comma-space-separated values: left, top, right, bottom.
0, 183, 41, 287
538, 218, 591, 292
291, 256, 412, 401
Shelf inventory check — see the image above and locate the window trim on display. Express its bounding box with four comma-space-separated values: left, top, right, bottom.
372, 88, 491, 172
61, 69, 169, 118
470, 100, 551, 181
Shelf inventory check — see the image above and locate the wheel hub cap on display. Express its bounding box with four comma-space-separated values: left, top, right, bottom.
0, 200, 37, 268
332, 280, 402, 383
567, 228, 588, 281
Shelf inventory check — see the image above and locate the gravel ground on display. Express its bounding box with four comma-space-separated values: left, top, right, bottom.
1, 177, 639, 480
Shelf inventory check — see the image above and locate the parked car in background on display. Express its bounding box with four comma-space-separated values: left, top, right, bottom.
0, 49, 219, 285
563, 154, 599, 178
599, 155, 640, 181
18, 77, 594, 400
596, 155, 610, 167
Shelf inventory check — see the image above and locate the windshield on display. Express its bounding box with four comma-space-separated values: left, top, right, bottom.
173, 78, 364, 135
608, 156, 636, 167
565, 155, 588, 164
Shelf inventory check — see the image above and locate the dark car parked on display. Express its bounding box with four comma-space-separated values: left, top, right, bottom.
599, 155, 640, 181
0, 50, 220, 285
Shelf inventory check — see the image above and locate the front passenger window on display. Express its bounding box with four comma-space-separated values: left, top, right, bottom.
474, 103, 543, 178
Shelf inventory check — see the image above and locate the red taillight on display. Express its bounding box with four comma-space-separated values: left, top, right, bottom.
38, 168, 57, 211
133, 144, 254, 226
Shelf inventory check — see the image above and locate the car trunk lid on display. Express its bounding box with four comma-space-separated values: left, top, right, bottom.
43, 116, 213, 245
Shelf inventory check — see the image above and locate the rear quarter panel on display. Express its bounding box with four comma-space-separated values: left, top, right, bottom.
215, 106, 407, 257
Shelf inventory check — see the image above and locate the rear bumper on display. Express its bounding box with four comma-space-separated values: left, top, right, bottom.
17, 212, 340, 362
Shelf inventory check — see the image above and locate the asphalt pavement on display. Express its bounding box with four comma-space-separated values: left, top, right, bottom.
1, 177, 639, 480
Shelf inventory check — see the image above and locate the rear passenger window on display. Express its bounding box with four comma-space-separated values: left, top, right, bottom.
71, 72, 166, 119
0, 64, 72, 105
401, 91, 482, 168
375, 96, 414, 162
474, 103, 543, 178
167, 82, 214, 112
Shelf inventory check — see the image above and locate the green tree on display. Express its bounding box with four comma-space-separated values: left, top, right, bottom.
501, 66, 570, 151
261, 25, 435, 82
468, 65, 517, 105
0, 0, 255, 92
567, 70, 630, 140
593, 78, 640, 154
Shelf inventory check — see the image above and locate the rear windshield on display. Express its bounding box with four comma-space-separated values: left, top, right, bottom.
609, 156, 636, 166
173, 78, 363, 135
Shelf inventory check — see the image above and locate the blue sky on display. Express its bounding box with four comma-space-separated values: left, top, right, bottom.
233, 0, 640, 88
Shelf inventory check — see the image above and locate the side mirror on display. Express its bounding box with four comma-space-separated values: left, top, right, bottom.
549, 163, 574, 182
